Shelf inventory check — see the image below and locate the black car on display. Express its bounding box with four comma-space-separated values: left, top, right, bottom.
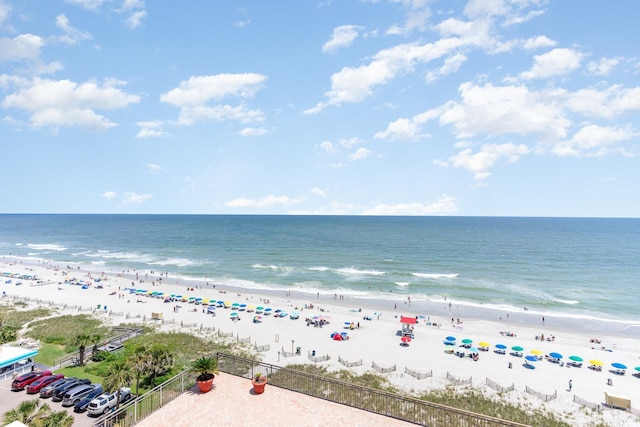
73, 385, 104, 413
52, 378, 91, 402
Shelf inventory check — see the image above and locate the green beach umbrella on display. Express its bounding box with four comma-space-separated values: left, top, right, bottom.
569, 356, 583, 362
511, 346, 524, 352
461, 338, 473, 344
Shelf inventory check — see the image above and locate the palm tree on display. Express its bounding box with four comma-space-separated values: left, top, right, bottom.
33, 410, 74, 427
128, 346, 151, 396
3, 399, 52, 425
74, 333, 91, 366
103, 359, 133, 411
148, 344, 173, 386
90, 333, 103, 358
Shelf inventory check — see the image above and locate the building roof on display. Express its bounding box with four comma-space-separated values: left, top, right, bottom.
135, 373, 416, 427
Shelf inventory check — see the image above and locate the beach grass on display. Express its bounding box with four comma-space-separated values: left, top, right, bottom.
26, 314, 109, 347
0, 307, 52, 328
56, 365, 103, 384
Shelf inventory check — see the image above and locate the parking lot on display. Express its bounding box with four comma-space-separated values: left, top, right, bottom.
0, 376, 99, 427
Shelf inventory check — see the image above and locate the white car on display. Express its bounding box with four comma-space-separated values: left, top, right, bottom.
87, 387, 131, 415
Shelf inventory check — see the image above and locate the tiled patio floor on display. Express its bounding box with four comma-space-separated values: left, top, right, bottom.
134, 373, 417, 427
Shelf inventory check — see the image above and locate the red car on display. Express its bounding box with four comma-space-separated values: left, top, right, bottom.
26, 374, 65, 394
11, 370, 53, 391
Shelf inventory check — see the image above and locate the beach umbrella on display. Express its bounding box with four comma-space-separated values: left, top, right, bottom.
256, 306, 264, 312
253, 315, 262, 323
468, 347, 478, 353
230, 312, 238, 317
247, 305, 255, 312
239, 303, 247, 309
530, 349, 543, 356
461, 338, 473, 344
589, 359, 604, 366
549, 352, 563, 359
401, 336, 411, 345
525, 355, 538, 362
511, 346, 524, 352
478, 341, 490, 348
569, 356, 583, 362
264, 308, 273, 313
635, 367, 640, 372
612, 362, 627, 370
495, 344, 507, 349
231, 302, 240, 308
445, 336, 456, 342
444, 340, 455, 346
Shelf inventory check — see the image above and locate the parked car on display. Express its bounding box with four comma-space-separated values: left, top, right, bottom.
87, 388, 131, 416
25, 374, 65, 394
52, 378, 91, 402
11, 370, 52, 391
61, 383, 97, 407
73, 385, 104, 413
40, 377, 77, 398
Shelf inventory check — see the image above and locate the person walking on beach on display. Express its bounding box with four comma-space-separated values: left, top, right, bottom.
568, 379, 572, 391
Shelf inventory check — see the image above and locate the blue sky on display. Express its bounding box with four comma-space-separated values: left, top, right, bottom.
1, 0, 639, 217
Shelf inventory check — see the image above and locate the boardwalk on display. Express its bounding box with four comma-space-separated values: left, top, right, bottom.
135, 373, 417, 427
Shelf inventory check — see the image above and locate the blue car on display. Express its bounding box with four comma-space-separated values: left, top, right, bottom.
73, 385, 104, 413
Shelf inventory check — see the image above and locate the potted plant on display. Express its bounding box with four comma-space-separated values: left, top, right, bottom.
251, 372, 267, 394
191, 356, 219, 393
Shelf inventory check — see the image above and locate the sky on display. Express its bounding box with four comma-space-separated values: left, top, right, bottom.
1, 0, 639, 217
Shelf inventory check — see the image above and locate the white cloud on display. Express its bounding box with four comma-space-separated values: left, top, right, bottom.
101, 191, 117, 200
522, 35, 556, 50
0, 34, 44, 61
65, 0, 106, 10
224, 195, 301, 208
125, 10, 147, 29
2, 77, 141, 130
135, 120, 170, 138
122, 192, 152, 205
551, 124, 637, 157
386, 0, 431, 35
564, 85, 640, 119
587, 57, 620, 76
146, 163, 163, 173
519, 48, 583, 80
239, 126, 268, 136
311, 187, 326, 198
425, 53, 467, 83
439, 142, 529, 181
350, 147, 372, 160
161, 73, 266, 126
438, 82, 570, 139
0, 1, 11, 29
322, 25, 362, 53
317, 140, 338, 154
362, 194, 457, 216
54, 14, 92, 45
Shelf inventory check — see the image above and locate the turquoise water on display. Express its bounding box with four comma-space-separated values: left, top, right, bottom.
1, 215, 639, 334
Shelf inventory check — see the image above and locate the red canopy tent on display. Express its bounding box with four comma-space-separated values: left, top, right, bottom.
400, 316, 417, 324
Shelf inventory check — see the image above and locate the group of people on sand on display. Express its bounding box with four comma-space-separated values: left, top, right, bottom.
535, 333, 555, 342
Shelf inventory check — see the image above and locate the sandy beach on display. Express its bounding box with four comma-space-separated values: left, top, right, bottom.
2, 258, 639, 426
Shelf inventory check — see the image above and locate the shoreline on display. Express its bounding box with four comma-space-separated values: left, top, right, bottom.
16, 254, 640, 339
3, 257, 640, 426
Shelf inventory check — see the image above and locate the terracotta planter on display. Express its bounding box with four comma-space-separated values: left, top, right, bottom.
252, 377, 267, 394
197, 376, 214, 393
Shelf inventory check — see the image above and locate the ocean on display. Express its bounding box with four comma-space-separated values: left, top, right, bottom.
1, 215, 639, 336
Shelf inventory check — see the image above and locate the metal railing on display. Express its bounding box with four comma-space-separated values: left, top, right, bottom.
92, 367, 196, 427
217, 353, 531, 427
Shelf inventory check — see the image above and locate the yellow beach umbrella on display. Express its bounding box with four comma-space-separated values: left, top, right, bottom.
478, 341, 490, 347
530, 349, 543, 355
589, 359, 604, 366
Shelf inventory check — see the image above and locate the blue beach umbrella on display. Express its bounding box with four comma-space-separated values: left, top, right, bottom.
550, 352, 563, 359
495, 344, 507, 349
444, 340, 455, 346
446, 336, 456, 342
525, 355, 538, 362
612, 362, 627, 370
